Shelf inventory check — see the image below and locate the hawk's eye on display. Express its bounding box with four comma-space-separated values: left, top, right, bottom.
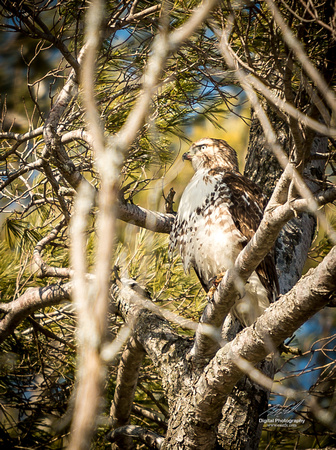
201, 145, 207, 151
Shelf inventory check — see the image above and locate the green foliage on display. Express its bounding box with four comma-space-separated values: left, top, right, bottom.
114, 227, 206, 317
3, 217, 40, 250
0, 240, 24, 300
309, 212, 336, 265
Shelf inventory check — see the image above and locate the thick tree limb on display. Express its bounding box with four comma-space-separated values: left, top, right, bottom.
116, 201, 174, 233
0, 282, 72, 343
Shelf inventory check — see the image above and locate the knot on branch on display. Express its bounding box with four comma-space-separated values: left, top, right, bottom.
164, 187, 176, 214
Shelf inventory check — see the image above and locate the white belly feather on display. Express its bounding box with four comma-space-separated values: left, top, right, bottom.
175, 169, 243, 283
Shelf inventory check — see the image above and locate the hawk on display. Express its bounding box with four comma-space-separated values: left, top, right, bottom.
169, 138, 278, 326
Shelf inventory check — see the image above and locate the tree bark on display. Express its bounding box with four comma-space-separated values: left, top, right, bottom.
110, 337, 146, 450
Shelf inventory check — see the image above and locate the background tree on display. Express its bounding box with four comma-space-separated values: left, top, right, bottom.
0, 1, 335, 449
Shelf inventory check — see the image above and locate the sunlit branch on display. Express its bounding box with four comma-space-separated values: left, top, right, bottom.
0, 282, 72, 344
116, 201, 175, 234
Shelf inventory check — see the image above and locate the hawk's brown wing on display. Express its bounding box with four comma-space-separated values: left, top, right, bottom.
218, 171, 279, 302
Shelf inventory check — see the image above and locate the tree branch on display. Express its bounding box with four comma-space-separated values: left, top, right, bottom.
116, 201, 174, 234
107, 425, 164, 450
0, 282, 72, 343
110, 337, 146, 449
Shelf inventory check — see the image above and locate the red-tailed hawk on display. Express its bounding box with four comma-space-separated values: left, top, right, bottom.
170, 138, 278, 326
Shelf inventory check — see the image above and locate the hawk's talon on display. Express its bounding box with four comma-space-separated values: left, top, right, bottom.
207, 272, 226, 298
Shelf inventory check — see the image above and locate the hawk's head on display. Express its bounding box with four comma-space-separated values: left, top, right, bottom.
182, 138, 239, 172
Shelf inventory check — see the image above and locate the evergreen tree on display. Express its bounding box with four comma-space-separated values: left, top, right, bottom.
0, 1, 335, 448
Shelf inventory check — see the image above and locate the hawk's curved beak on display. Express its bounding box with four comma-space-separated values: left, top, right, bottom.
182, 152, 192, 161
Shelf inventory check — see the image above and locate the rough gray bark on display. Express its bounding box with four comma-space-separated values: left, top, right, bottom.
217, 359, 274, 449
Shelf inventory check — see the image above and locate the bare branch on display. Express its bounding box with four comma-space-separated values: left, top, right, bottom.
0, 159, 43, 190
132, 404, 167, 428
0, 282, 72, 344
110, 337, 146, 449
4, 1, 80, 73
116, 201, 175, 234
107, 424, 164, 449
0, 126, 44, 143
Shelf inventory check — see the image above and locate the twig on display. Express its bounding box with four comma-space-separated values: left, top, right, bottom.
33, 219, 72, 279
106, 424, 164, 449
265, 0, 336, 118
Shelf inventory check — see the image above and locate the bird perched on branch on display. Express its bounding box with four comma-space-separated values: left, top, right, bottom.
169, 137, 278, 326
